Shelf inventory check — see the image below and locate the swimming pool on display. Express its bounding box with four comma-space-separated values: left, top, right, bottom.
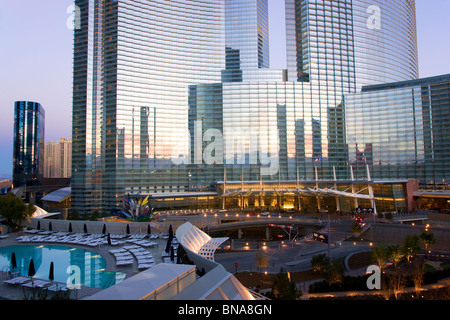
0, 245, 125, 289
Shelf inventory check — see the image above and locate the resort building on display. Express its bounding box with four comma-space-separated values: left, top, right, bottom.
71, 0, 450, 216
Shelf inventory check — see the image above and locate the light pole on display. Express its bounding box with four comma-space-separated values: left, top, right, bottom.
327, 210, 331, 259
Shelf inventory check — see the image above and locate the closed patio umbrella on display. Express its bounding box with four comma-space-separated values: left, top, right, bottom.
84, 224, 88, 233
126, 224, 130, 235
107, 233, 111, 246
170, 246, 175, 262
49, 262, 54, 282
49, 222, 52, 231
28, 259, 35, 278
147, 224, 151, 235
165, 237, 172, 254
68, 222, 72, 232
102, 224, 107, 234
11, 252, 17, 270
168, 225, 173, 242
37, 221, 40, 230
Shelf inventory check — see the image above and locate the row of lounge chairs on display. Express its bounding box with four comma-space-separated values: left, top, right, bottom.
17, 230, 159, 247
126, 245, 155, 269
109, 249, 134, 266
124, 238, 158, 248
17, 232, 124, 247
4, 276, 68, 291
109, 245, 155, 269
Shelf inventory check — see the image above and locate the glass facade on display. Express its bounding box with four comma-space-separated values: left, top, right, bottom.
189, 0, 419, 186
72, 0, 225, 212
345, 74, 450, 185
73, 0, 426, 214
285, 0, 419, 87
13, 101, 45, 188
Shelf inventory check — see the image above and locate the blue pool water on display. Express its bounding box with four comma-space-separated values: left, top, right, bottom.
0, 245, 125, 289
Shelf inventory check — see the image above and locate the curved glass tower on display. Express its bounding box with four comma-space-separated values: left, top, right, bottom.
285, 0, 418, 87
72, 0, 225, 212
189, 0, 419, 186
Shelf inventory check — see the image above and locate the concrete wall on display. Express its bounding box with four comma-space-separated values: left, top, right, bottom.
361, 223, 450, 252
429, 213, 450, 224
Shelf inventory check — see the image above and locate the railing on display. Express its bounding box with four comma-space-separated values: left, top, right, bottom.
392, 214, 428, 222
247, 288, 270, 300
0, 267, 10, 279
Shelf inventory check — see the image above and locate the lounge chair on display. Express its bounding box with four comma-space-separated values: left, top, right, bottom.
4, 276, 31, 285
116, 259, 133, 266
47, 283, 68, 292
109, 249, 126, 254
22, 279, 51, 288
115, 255, 133, 261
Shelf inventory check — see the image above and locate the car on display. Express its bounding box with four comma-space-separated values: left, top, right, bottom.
355, 216, 366, 227
261, 211, 270, 216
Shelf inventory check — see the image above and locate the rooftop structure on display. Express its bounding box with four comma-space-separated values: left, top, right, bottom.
85, 222, 258, 300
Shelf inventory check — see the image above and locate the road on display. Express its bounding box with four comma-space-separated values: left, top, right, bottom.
214, 217, 372, 274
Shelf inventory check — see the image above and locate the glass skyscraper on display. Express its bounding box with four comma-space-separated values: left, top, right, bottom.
13, 101, 45, 188
72, 0, 225, 212
189, 0, 419, 184
73, 0, 429, 214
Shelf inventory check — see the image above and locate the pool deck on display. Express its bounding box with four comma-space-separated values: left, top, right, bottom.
0, 230, 171, 300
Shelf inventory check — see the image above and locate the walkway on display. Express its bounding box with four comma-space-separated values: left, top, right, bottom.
214, 216, 369, 274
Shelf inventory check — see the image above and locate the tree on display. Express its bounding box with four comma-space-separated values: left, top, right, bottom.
411, 257, 425, 298
420, 230, 436, 252
403, 234, 421, 263
91, 210, 100, 221
270, 268, 302, 300
0, 194, 34, 229
22, 202, 36, 227
254, 249, 269, 274
371, 244, 388, 272
350, 220, 362, 234
388, 271, 405, 300
387, 244, 403, 269
68, 209, 80, 220
311, 253, 330, 275
325, 259, 344, 285
311, 253, 344, 285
